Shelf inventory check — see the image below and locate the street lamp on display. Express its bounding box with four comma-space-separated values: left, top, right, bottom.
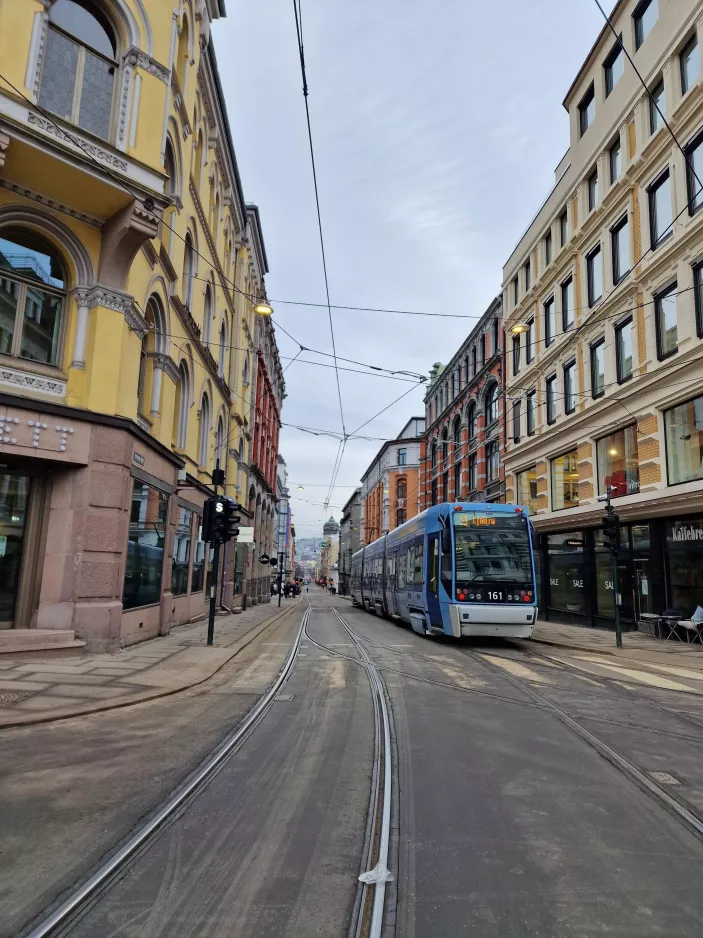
254, 303, 273, 316
510, 322, 529, 334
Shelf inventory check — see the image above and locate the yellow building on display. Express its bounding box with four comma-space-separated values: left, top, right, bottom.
0, 0, 273, 650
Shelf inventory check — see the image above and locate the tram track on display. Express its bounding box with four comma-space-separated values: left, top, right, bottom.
337, 605, 703, 844
21, 608, 309, 938
303, 604, 394, 938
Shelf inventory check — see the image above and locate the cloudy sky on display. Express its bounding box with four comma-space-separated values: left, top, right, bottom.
214, 0, 606, 539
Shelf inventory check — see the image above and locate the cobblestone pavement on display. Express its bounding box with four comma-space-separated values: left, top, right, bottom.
0, 598, 301, 726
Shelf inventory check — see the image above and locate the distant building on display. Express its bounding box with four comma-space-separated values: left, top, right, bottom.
420, 297, 504, 509
319, 516, 339, 585
339, 488, 362, 594
361, 417, 425, 544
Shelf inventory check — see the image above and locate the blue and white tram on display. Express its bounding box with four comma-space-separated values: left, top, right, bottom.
350, 502, 537, 639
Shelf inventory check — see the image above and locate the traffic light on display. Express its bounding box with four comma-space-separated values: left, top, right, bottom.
223, 498, 241, 542
602, 510, 620, 553
202, 496, 227, 543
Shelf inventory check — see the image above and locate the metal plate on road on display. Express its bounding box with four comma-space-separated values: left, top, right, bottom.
274, 694, 295, 702
649, 771, 680, 785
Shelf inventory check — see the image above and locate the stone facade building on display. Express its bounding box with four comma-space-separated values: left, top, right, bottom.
420, 298, 504, 509
502, 0, 703, 628
338, 487, 362, 595
360, 417, 425, 545
0, 0, 280, 650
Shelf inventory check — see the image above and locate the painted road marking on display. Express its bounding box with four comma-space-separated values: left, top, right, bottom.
571, 657, 694, 692
327, 660, 346, 689
574, 655, 703, 683
481, 654, 551, 684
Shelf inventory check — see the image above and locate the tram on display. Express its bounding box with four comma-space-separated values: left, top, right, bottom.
350, 502, 537, 639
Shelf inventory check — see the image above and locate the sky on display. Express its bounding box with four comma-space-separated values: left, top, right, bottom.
213, 0, 607, 540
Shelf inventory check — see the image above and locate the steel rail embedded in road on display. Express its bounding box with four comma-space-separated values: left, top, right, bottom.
25, 607, 308, 938
458, 645, 703, 842
331, 607, 393, 938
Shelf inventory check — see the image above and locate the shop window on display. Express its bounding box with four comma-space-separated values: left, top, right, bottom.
0, 228, 66, 366
593, 530, 617, 617
666, 518, 703, 617
551, 450, 579, 511
38, 0, 117, 141
547, 532, 587, 613
664, 394, 703, 485
171, 507, 193, 596
516, 466, 537, 514
597, 425, 639, 498
191, 518, 206, 592
123, 480, 168, 610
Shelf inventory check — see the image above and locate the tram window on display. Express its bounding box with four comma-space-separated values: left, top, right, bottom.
398, 551, 406, 589
441, 540, 453, 595
414, 539, 424, 585
429, 539, 438, 593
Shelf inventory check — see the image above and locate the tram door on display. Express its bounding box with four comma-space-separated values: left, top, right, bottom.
426, 534, 442, 627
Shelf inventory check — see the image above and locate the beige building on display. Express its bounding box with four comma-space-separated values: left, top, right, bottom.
502, 0, 703, 629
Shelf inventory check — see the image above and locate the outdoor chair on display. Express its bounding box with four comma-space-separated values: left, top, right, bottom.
676, 618, 703, 645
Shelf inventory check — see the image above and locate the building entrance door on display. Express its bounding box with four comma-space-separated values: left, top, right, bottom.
0, 473, 31, 628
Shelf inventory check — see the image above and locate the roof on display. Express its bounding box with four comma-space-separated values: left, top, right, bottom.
562, 0, 625, 108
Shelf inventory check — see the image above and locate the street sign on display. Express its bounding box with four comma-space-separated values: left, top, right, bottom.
237, 526, 254, 543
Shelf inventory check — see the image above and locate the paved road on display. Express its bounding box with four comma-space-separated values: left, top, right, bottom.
9, 597, 703, 937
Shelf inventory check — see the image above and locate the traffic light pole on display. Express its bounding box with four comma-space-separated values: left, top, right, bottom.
277, 550, 284, 607
207, 538, 220, 646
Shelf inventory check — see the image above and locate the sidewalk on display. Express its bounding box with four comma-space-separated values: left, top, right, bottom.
0, 598, 301, 728
532, 619, 703, 669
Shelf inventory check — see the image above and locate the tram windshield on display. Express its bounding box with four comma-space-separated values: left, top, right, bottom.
453, 513, 533, 587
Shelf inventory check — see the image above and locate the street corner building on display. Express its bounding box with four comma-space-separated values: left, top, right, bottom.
0, 0, 283, 652
360, 417, 425, 545
420, 297, 505, 509
501, 0, 703, 630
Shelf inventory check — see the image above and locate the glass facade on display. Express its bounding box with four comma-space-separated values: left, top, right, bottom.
516, 466, 537, 514
551, 450, 579, 510
0, 473, 30, 623
123, 481, 168, 610
171, 507, 192, 596
664, 394, 703, 485
191, 519, 206, 593
597, 425, 639, 497
666, 518, 703, 616
547, 532, 588, 614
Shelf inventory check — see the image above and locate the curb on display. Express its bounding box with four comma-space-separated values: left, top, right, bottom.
0, 601, 302, 731
530, 634, 703, 663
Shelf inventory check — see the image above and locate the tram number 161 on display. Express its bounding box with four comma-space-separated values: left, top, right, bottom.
487, 590, 504, 601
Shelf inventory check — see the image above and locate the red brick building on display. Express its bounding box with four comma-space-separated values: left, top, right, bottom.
420, 297, 505, 508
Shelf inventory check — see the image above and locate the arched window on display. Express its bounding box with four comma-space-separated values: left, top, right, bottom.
218, 320, 226, 376
467, 403, 477, 440
215, 415, 225, 467
176, 13, 189, 90
397, 479, 407, 500
183, 233, 195, 309
0, 227, 66, 366
173, 360, 190, 449
198, 393, 210, 467
194, 130, 204, 190
431, 440, 437, 468
242, 353, 250, 386
441, 427, 448, 464
453, 415, 461, 449
454, 460, 462, 500
165, 138, 178, 196
137, 300, 156, 416
203, 284, 213, 346
213, 194, 220, 242
471, 346, 477, 376
485, 385, 499, 426
39, 0, 117, 141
